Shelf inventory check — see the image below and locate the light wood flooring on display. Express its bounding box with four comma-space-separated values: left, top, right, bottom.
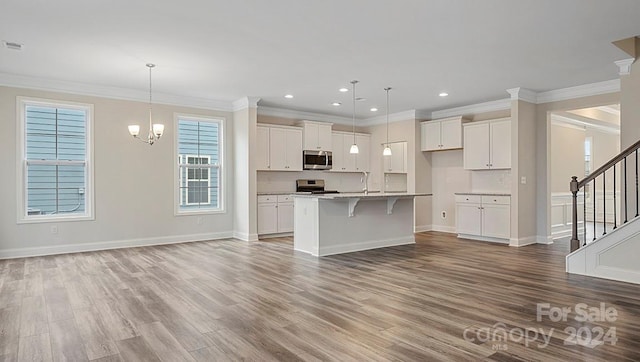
1, 232, 639, 361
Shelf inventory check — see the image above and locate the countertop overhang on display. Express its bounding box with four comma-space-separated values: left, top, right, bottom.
291, 192, 432, 199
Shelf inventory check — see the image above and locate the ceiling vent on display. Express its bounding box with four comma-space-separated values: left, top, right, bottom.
3, 41, 23, 51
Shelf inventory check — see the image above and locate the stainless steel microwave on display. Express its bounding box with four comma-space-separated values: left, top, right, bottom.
303, 150, 332, 170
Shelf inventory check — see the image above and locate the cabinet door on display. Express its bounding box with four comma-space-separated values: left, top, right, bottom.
268, 128, 287, 171
277, 203, 294, 233
343, 134, 357, 172
482, 204, 510, 239
285, 128, 303, 171
421, 121, 441, 151
440, 118, 462, 150
489, 120, 511, 169
355, 134, 370, 172
456, 203, 482, 236
317, 124, 333, 151
463, 123, 490, 170
258, 203, 278, 234
331, 133, 346, 171
384, 142, 406, 173
303, 123, 319, 150
256, 126, 270, 170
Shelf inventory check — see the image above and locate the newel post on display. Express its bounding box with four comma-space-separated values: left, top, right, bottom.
570, 176, 580, 252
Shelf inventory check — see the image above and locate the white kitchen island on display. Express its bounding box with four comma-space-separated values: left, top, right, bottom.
293, 192, 431, 256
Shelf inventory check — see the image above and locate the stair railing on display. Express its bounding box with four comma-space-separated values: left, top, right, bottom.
570, 139, 640, 252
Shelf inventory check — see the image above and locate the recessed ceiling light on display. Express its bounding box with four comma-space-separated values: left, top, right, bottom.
370, 108, 378, 112
339, 88, 349, 92
439, 92, 449, 97
284, 94, 294, 99
3, 41, 23, 51
331, 102, 341, 106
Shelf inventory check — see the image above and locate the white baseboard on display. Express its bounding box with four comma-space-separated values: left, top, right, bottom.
537, 235, 554, 244
232, 231, 259, 242
458, 234, 509, 244
0, 231, 234, 260
509, 236, 538, 247
258, 232, 293, 239
414, 224, 432, 233
431, 225, 456, 234
317, 236, 415, 257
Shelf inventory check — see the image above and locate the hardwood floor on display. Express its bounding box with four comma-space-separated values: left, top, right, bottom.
1, 232, 639, 361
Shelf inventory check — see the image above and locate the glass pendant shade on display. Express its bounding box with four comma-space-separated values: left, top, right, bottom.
153, 123, 165, 137
383, 145, 392, 156
350, 144, 359, 154
128, 125, 140, 137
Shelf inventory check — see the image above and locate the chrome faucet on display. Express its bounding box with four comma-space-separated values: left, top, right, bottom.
361, 171, 369, 195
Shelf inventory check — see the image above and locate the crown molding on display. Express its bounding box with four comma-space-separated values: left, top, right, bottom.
360, 110, 419, 126
257, 106, 353, 124
506, 87, 537, 103
430, 98, 511, 119
232, 97, 261, 111
0, 72, 235, 112
615, 58, 634, 75
536, 79, 620, 104
551, 112, 620, 135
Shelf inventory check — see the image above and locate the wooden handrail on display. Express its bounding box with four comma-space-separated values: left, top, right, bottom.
578, 138, 640, 188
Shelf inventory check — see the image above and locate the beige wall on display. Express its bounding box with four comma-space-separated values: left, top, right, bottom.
550, 124, 585, 193
0, 86, 235, 255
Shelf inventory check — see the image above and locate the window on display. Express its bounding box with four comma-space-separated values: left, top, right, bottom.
584, 136, 592, 176
18, 97, 93, 222
176, 116, 223, 213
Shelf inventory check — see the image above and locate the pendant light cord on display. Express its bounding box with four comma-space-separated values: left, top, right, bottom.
147, 63, 155, 133
351, 80, 358, 144
385, 87, 391, 146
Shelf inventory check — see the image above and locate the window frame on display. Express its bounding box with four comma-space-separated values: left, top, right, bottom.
180, 154, 212, 206
16, 96, 95, 224
174, 114, 224, 215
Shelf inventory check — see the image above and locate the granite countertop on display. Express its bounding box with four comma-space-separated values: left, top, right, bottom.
455, 192, 511, 196
257, 192, 295, 196
292, 192, 432, 199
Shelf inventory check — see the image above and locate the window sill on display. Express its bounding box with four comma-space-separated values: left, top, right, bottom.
175, 209, 226, 217
17, 214, 95, 224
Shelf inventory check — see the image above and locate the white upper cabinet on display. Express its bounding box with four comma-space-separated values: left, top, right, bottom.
421, 117, 464, 151
256, 125, 270, 170
384, 141, 407, 173
300, 121, 332, 151
258, 125, 303, 171
331, 131, 370, 172
463, 118, 511, 170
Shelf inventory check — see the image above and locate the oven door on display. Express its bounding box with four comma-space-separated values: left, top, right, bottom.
303, 150, 332, 170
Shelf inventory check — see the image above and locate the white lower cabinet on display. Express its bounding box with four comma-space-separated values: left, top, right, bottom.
258, 195, 294, 235
455, 194, 510, 242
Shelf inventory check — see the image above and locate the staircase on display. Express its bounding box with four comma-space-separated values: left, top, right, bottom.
566, 139, 640, 284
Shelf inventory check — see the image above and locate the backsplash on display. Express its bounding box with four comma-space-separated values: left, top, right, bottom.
257, 170, 373, 193
471, 169, 511, 193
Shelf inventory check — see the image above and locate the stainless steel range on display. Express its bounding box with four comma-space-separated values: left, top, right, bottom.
295, 179, 339, 194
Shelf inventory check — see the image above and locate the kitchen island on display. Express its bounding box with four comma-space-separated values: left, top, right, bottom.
293, 192, 431, 256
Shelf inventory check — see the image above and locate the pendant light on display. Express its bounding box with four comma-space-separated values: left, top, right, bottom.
128, 63, 164, 145
383, 87, 393, 156
349, 80, 359, 154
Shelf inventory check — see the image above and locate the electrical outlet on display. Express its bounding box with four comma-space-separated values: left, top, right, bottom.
441, 211, 447, 219
521, 176, 527, 184
51, 226, 58, 234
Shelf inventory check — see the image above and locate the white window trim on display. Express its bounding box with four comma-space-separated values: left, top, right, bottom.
174, 113, 225, 215
180, 154, 213, 206
16, 96, 95, 224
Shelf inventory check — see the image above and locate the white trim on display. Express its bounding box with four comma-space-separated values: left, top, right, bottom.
316, 236, 415, 257
16, 96, 95, 224
233, 231, 259, 242
0, 231, 233, 260
174, 114, 225, 216
537, 235, 554, 244
594, 105, 621, 116
257, 106, 353, 125
550, 113, 620, 134
508, 236, 538, 247
430, 98, 511, 119
506, 87, 538, 103
1, 72, 234, 112
257, 232, 293, 239
232, 97, 261, 111
536, 79, 620, 104
614, 58, 634, 76
414, 224, 433, 233
431, 225, 456, 233
360, 110, 418, 126
458, 234, 510, 244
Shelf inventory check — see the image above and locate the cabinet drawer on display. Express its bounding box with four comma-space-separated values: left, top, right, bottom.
258, 195, 277, 204
481, 195, 510, 205
277, 195, 293, 203
455, 195, 482, 204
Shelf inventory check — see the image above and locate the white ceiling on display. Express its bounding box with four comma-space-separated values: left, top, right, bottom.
1, 1, 639, 119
